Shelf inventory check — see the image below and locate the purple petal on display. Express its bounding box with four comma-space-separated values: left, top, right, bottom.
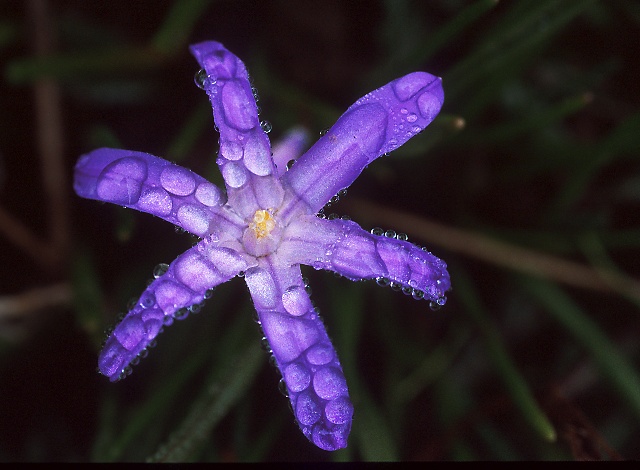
190, 41, 283, 217
74, 148, 244, 238
98, 241, 248, 381
243, 261, 352, 451
272, 127, 310, 177
282, 72, 443, 213
280, 215, 450, 302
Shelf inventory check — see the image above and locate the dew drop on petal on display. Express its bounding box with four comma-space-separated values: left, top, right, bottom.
221, 161, 248, 188
153, 263, 169, 278
282, 286, 309, 316
160, 166, 196, 196
177, 204, 210, 236
219, 140, 243, 161
306, 343, 334, 365
195, 182, 222, 207
194, 68, 208, 89
313, 366, 347, 401
325, 396, 354, 425
138, 187, 172, 216
260, 120, 272, 133
283, 362, 311, 392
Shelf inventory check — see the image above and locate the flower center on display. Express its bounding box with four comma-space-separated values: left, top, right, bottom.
250, 209, 276, 239
243, 209, 282, 257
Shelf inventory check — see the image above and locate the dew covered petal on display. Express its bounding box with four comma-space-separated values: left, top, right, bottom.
282, 71, 443, 213
97, 242, 243, 382
73, 148, 240, 235
246, 262, 352, 451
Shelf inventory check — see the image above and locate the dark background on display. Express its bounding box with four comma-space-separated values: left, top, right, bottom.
1, 0, 639, 461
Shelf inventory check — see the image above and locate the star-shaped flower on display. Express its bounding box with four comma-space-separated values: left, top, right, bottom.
73, 41, 450, 451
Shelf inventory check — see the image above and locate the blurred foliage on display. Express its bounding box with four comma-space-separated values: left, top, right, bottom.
1, 0, 639, 462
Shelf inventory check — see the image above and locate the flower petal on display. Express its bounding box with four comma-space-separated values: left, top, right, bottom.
243, 260, 352, 451
282, 72, 443, 213
190, 41, 283, 217
98, 241, 247, 381
271, 127, 310, 178
280, 215, 450, 302
74, 148, 244, 238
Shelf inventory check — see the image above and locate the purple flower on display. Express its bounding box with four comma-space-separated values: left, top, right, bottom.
73, 40, 450, 451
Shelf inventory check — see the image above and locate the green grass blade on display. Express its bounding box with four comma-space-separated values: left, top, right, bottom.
152, 0, 213, 55
147, 342, 263, 462
523, 278, 640, 420
454, 266, 557, 442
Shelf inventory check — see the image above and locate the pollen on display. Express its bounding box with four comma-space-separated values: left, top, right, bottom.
250, 209, 276, 239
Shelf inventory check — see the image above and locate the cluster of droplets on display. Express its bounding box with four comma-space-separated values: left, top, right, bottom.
317, 189, 349, 221
99, 263, 216, 381
370, 227, 447, 310
392, 107, 424, 141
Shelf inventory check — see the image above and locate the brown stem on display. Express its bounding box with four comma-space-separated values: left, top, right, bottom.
0, 204, 59, 268
30, 0, 70, 263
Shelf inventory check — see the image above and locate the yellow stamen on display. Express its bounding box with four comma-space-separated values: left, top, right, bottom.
250, 210, 276, 239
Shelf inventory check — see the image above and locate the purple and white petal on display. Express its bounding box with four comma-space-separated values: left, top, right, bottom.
282, 72, 443, 213
280, 215, 450, 302
244, 259, 352, 451
98, 240, 248, 382
74, 148, 244, 238
272, 127, 310, 178
190, 41, 281, 217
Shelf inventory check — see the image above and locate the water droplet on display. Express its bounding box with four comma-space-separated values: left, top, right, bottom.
268, 354, 278, 367
286, 159, 295, 170
251, 86, 260, 101
412, 289, 425, 300
238, 271, 245, 278
400, 108, 408, 115
319, 128, 329, 136
188, 303, 202, 314
139, 292, 155, 309
204, 287, 216, 299
327, 213, 338, 220
338, 189, 347, 198
153, 263, 169, 278
341, 215, 351, 221
390, 282, 402, 292
384, 229, 396, 238
278, 378, 289, 397
406, 113, 418, 123
402, 287, 413, 296
194, 69, 209, 89
260, 120, 272, 133
371, 227, 384, 236
260, 336, 271, 352
429, 301, 441, 311
126, 297, 137, 310
376, 277, 390, 287
397, 233, 409, 241
305, 284, 312, 295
